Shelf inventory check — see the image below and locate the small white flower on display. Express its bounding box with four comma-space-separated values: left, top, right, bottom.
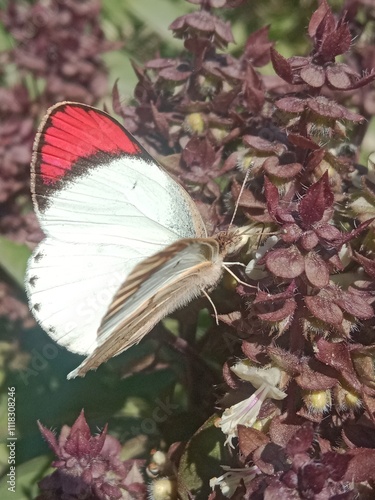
219, 362, 287, 447
245, 236, 278, 279
231, 363, 286, 400
210, 465, 258, 497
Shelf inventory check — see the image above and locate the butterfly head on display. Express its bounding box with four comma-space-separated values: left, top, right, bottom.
215, 229, 244, 257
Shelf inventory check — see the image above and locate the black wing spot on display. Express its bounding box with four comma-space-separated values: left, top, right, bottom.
33, 303, 41, 312
29, 276, 38, 287
34, 252, 44, 263
173, 260, 181, 269
48, 326, 56, 334
132, 180, 138, 190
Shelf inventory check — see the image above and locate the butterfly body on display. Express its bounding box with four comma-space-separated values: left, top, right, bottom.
26, 102, 234, 378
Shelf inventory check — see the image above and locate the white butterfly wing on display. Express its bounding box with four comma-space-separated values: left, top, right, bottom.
68, 238, 224, 378
26, 102, 206, 356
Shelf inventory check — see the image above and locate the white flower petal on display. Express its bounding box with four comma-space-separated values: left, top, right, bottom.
246, 236, 278, 279
219, 385, 268, 447
231, 363, 282, 390
210, 466, 258, 498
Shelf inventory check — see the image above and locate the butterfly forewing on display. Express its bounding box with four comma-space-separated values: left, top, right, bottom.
26, 102, 207, 358
67, 238, 223, 378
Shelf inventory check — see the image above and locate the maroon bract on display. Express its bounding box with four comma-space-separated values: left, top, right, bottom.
37, 411, 146, 500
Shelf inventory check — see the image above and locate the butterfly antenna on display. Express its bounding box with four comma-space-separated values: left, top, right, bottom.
228, 167, 251, 231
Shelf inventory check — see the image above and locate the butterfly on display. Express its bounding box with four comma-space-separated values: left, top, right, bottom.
25, 102, 243, 379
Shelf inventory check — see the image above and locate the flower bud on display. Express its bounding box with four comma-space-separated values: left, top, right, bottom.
302, 389, 331, 414
334, 385, 362, 411
150, 477, 177, 500
183, 113, 206, 135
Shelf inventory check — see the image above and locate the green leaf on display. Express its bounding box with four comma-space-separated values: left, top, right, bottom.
0, 236, 31, 288
102, 51, 138, 99
102, 0, 130, 30
178, 414, 230, 500
0, 455, 51, 500
0, 23, 14, 52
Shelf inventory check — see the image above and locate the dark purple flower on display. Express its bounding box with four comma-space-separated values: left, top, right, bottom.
37, 411, 146, 500
170, 11, 234, 48
270, 0, 375, 92
1, 0, 113, 104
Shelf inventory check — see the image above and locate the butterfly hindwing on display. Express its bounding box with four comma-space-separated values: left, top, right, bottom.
67, 238, 223, 378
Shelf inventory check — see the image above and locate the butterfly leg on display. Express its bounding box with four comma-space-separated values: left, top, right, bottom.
201, 288, 219, 325
222, 261, 246, 267
222, 264, 256, 289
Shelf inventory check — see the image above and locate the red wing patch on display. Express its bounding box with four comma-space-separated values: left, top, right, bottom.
33, 103, 143, 186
